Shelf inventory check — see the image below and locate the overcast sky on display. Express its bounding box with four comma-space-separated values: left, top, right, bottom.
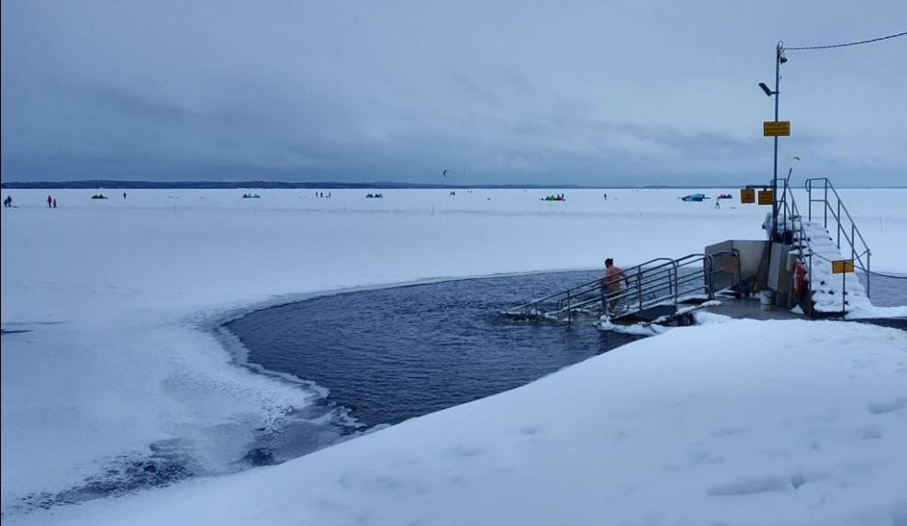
2, 1, 905, 186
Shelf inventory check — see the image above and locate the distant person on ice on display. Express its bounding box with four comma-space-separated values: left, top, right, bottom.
47, 195, 53, 208
52, 198, 57, 208
123, 192, 127, 199
3, 196, 11, 208
602, 258, 627, 315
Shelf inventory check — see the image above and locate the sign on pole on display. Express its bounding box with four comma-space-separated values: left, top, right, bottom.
832, 259, 855, 274
740, 188, 755, 204
763, 121, 791, 137
758, 190, 774, 205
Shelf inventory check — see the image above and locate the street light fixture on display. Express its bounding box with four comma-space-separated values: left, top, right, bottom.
760, 43, 786, 241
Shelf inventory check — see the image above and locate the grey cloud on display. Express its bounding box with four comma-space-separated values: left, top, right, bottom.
2, 0, 906, 185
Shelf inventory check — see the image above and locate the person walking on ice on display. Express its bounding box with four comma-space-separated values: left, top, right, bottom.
47, 195, 53, 208
602, 258, 627, 316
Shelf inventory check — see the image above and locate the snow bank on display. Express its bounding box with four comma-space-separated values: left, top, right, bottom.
15, 319, 907, 526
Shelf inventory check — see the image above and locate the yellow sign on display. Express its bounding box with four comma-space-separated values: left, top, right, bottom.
758, 189, 774, 205
740, 188, 755, 204
832, 259, 855, 274
763, 121, 791, 137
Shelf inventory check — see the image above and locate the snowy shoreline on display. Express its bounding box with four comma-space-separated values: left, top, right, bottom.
13, 318, 907, 526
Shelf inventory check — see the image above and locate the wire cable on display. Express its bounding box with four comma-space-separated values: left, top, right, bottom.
863, 270, 907, 280
786, 30, 907, 51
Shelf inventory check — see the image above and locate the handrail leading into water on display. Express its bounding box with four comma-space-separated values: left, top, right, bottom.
504, 250, 741, 323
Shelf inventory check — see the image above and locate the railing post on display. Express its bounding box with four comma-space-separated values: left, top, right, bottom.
807, 180, 812, 221
808, 252, 814, 318
567, 290, 572, 323
842, 270, 846, 316
851, 224, 855, 259
824, 181, 829, 229
637, 269, 643, 311
866, 251, 871, 299
600, 287, 606, 315
836, 200, 842, 249
704, 257, 712, 301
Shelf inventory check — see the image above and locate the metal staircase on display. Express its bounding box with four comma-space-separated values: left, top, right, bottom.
776, 177, 872, 316
805, 177, 872, 297
503, 252, 741, 324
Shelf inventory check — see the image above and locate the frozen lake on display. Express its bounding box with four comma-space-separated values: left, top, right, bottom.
3, 188, 906, 525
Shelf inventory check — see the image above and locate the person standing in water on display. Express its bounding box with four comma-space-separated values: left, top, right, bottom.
602, 258, 627, 315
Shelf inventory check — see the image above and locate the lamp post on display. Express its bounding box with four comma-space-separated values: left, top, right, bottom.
759, 42, 786, 240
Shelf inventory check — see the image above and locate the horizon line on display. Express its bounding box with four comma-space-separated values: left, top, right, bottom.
4, 179, 906, 190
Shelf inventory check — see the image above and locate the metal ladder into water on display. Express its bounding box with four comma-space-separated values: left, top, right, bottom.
503, 252, 742, 324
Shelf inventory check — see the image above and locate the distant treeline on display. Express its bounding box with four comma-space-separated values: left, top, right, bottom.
1, 180, 751, 190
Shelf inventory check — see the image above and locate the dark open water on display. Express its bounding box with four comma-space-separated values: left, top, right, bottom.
226, 270, 906, 430
225, 270, 641, 429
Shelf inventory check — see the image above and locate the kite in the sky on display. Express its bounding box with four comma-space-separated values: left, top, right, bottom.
791, 156, 801, 161
442, 169, 448, 178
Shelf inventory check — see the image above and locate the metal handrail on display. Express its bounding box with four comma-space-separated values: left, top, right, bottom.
804, 177, 872, 298
506, 257, 675, 314
505, 251, 741, 323
605, 254, 713, 315
776, 177, 814, 314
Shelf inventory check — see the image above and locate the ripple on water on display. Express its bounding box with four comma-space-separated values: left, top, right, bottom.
226, 271, 641, 430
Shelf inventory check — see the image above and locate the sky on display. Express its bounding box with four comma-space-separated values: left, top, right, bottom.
1, 0, 905, 186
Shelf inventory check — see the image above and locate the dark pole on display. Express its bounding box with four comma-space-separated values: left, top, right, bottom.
772, 42, 781, 240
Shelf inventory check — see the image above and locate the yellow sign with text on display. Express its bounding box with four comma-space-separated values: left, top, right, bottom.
832, 259, 855, 274
758, 190, 774, 205
763, 121, 791, 136
740, 188, 755, 204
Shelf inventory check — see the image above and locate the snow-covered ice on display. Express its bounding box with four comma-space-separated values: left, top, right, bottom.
16, 318, 907, 526
2, 187, 906, 525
